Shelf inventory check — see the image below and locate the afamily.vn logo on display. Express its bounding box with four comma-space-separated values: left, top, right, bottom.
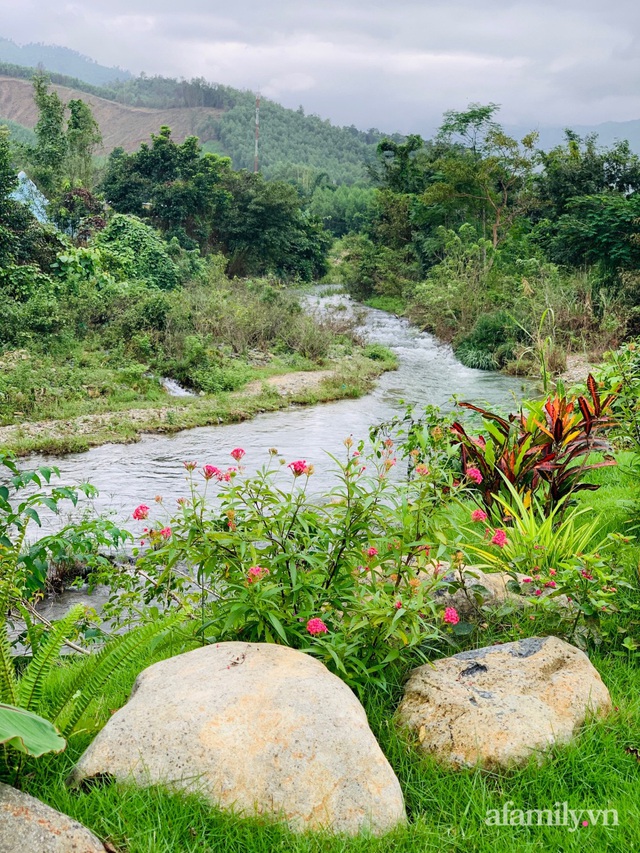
485, 801, 619, 832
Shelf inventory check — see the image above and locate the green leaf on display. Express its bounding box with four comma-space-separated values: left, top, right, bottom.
0, 703, 66, 756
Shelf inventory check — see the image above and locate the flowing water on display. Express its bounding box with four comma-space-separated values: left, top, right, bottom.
25, 294, 531, 531
19, 293, 533, 619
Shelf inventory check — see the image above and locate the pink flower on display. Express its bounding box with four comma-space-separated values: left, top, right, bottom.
365, 547, 378, 558
289, 460, 311, 477
471, 509, 488, 522
491, 529, 507, 547
466, 467, 483, 484
202, 464, 221, 481
415, 464, 429, 476
183, 461, 197, 471
177, 497, 187, 506
522, 577, 532, 583
394, 600, 403, 610
159, 527, 172, 540
132, 504, 150, 521
443, 607, 460, 625
247, 565, 269, 583
230, 448, 245, 462
544, 580, 557, 588
307, 617, 328, 635
534, 588, 543, 596
581, 569, 594, 580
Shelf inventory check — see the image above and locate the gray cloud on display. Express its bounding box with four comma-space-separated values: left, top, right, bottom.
3, 1, 640, 134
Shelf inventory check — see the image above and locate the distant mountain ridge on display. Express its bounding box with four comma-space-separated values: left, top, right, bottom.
0, 37, 132, 85
1, 36, 639, 182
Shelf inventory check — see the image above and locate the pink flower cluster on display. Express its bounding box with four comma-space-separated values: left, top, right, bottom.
132, 505, 149, 521
415, 464, 429, 476
230, 448, 245, 462
443, 607, 460, 625
159, 527, 172, 540
466, 467, 483, 484
491, 529, 508, 547
202, 465, 235, 482
365, 547, 378, 558
247, 565, 269, 583
306, 617, 328, 635
471, 508, 488, 522
289, 460, 312, 477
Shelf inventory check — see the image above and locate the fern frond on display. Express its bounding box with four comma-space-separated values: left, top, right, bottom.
56, 612, 185, 737
17, 605, 83, 713
0, 584, 17, 705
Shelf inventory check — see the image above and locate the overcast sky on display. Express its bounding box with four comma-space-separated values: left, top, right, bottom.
3, 1, 640, 134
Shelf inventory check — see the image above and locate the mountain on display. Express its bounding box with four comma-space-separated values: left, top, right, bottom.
505, 121, 640, 154
0, 64, 391, 184
0, 37, 132, 85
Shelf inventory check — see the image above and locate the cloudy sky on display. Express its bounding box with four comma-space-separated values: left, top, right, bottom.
3, 0, 640, 134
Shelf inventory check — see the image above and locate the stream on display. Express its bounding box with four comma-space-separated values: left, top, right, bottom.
26, 294, 531, 527
21, 294, 533, 620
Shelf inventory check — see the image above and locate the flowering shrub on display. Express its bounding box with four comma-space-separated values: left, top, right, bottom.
102, 438, 475, 691
461, 480, 631, 639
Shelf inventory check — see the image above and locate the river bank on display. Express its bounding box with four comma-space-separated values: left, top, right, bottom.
0, 351, 395, 457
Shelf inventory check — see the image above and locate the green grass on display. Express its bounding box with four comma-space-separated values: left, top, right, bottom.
364, 295, 407, 315
0, 350, 397, 457
11, 644, 640, 852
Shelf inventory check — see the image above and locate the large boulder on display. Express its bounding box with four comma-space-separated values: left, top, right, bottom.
0, 782, 105, 853
397, 636, 611, 770
69, 642, 406, 835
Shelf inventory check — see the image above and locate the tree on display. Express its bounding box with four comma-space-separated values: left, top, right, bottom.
424, 104, 538, 248
100, 127, 232, 249
29, 71, 67, 195
536, 132, 640, 218
66, 98, 102, 187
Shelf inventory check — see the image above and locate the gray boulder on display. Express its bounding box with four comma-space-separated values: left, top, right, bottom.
397, 636, 611, 770
0, 782, 105, 852
69, 642, 405, 835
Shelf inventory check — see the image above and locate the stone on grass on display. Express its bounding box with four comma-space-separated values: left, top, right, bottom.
69, 642, 406, 835
397, 636, 611, 770
0, 782, 105, 853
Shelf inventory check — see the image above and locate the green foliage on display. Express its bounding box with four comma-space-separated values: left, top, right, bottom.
95, 439, 476, 692
0, 704, 65, 757
29, 71, 68, 195
455, 310, 520, 369
462, 481, 631, 640
451, 377, 618, 516
94, 214, 180, 289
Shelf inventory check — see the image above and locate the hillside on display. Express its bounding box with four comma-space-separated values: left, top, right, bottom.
0, 57, 388, 183
0, 37, 131, 85
0, 76, 223, 153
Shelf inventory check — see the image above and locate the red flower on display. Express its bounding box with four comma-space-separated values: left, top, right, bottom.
491, 529, 507, 547
394, 600, 403, 610
202, 464, 221, 481
247, 565, 269, 583
132, 504, 150, 521
307, 617, 328, 635
289, 460, 311, 477
443, 607, 460, 625
230, 448, 245, 462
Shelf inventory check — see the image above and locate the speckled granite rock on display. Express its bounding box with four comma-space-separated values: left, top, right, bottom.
397, 636, 611, 769
0, 783, 105, 852
69, 642, 406, 835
